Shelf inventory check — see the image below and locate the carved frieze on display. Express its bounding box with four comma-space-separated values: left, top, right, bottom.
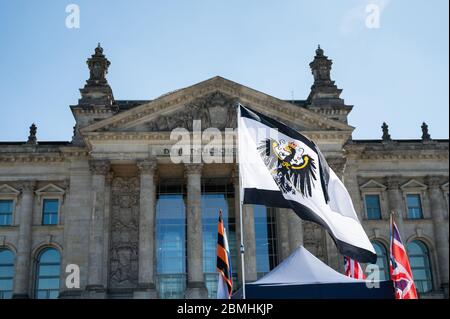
109, 176, 140, 288
139, 91, 238, 131
184, 163, 203, 175
89, 160, 111, 176
137, 159, 157, 174
326, 156, 346, 177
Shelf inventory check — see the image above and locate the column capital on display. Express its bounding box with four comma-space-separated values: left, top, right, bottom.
137, 159, 157, 174
89, 159, 110, 175
386, 175, 402, 190
184, 163, 203, 175
18, 181, 36, 192
105, 171, 115, 186
326, 156, 346, 176
426, 175, 443, 189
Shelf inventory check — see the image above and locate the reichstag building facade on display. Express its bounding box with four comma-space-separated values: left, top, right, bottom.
0, 45, 448, 299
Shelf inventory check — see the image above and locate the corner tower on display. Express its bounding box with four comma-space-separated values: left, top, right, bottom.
306, 46, 353, 124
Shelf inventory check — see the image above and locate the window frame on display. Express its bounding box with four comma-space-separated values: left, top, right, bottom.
34, 247, 61, 299
406, 240, 433, 294
41, 198, 60, 226
0, 184, 20, 226
0, 199, 16, 227
359, 179, 387, 220
0, 248, 15, 299
405, 193, 424, 220
155, 180, 187, 299
400, 180, 428, 220
200, 182, 238, 299
254, 205, 279, 279
369, 240, 389, 280
35, 184, 66, 226
364, 194, 383, 220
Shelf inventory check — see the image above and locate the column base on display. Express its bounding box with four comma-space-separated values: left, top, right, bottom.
133, 283, 158, 299
325, 232, 341, 271
59, 290, 83, 299
12, 293, 29, 299
442, 283, 449, 299
185, 282, 208, 299
84, 285, 107, 299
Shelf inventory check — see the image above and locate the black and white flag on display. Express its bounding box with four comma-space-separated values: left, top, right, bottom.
238, 105, 376, 263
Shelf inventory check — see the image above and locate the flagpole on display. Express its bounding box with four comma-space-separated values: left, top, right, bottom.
236, 103, 246, 299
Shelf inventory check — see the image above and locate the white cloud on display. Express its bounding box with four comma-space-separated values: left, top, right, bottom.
339, 0, 391, 36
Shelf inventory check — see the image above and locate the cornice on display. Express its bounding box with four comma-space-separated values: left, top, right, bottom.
0, 153, 65, 163
71, 106, 117, 115
80, 76, 354, 134
81, 130, 351, 143
0, 146, 90, 163
356, 150, 447, 161
345, 142, 449, 161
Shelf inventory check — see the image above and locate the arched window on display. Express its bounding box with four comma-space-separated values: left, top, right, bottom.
0, 249, 15, 299
407, 240, 433, 294
35, 248, 61, 299
370, 241, 389, 280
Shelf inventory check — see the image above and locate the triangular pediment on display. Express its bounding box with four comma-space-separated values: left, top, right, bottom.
81, 76, 353, 134
0, 184, 20, 196
360, 179, 387, 191
35, 183, 66, 195
400, 179, 427, 190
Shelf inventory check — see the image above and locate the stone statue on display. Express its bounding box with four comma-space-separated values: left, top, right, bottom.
421, 122, 431, 141
382, 122, 391, 141
26, 123, 37, 145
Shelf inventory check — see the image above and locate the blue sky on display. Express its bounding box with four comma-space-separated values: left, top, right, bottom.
0, 0, 448, 141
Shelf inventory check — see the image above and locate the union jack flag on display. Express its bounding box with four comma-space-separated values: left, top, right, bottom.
344, 256, 366, 279
389, 217, 418, 299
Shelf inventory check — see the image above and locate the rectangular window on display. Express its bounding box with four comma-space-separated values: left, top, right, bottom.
406, 194, 423, 219
254, 205, 278, 279
156, 181, 187, 299
42, 199, 59, 225
365, 195, 382, 220
201, 182, 238, 299
0, 200, 13, 226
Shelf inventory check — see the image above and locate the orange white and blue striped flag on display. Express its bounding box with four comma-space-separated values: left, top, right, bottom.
216, 210, 233, 299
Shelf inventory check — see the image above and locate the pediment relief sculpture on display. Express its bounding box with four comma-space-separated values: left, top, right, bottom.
113, 91, 314, 133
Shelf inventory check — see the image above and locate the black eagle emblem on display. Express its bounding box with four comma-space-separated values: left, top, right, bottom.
257, 138, 317, 197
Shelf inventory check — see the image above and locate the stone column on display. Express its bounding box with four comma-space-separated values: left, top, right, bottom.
12, 181, 36, 299
243, 204, 257, 282
134, 159, 158, 299
184, 164, 207, 298
232, 168, 244, 284
287, 210, 303, 253
86, 160, 110, 298
386, 175, 405, 233
101, 172, 113, 288
59, 159, 91, 299
427, 176, 449, 297
233, 167, 257, 283
276, 208, 291, 261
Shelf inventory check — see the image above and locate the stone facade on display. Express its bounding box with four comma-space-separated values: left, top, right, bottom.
0, 45, 448, 299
